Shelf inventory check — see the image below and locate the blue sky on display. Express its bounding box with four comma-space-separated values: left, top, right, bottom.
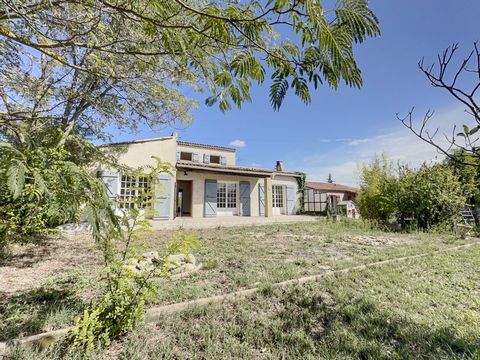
112, 0, 480, 186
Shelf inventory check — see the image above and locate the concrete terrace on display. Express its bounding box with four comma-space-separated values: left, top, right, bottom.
149, 215, 319, 230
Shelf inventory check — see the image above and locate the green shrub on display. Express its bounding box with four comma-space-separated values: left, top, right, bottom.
358, 155, 466, 230
66, 160, 200, 355
0, 139, 108, 248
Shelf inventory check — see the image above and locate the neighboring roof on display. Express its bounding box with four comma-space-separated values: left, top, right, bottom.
177, 141, 236, 153
305, 181, 358, 193
176, 160, 301, 178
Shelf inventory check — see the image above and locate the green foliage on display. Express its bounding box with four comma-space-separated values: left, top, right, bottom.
356, 154, 396, 223
67, 159, 200, 355
357, 154, 466, 230
295, 172, 307, 213
0, 0, 380, 146
0, 137, 109, 248
444, 149, 480, 205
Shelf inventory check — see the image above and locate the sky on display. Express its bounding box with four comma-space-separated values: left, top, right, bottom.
110, 0, 480, 186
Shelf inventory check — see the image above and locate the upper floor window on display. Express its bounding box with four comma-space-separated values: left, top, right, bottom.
210, 155, 220, 164
272, 185, 284, 208
180, 152, 192, 161
119, 175, 151, 209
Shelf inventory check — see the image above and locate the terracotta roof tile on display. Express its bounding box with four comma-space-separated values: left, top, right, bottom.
176, 160, 272, 176
176, 161, 302, 177
305, 181, 358, 193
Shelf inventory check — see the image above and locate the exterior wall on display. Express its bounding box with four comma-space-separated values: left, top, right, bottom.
177, 144, 236, 166
98, 135, 300, 220
100, 136, 178, 220
272, 174, 299, 215
176, 171, 263, 218
115, 137, 177, 168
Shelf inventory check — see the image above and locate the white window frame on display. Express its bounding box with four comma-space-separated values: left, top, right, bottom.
217, 181, 237, 209
119, 175, 151, 209
272, 185, 284, 208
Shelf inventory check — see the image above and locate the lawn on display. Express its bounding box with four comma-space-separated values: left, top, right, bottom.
1, 219, 479, 358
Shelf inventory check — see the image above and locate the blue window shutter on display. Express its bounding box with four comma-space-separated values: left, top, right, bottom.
98, 170, 118, 201
192, 153, 199, 162
240, 181, 251, 216
203, 154, 210, 163
258, 183, 265, 216
153, 174, 171, 220
286, 186, 296, 215
204, 180, 217, 217
176, 151, 180, 161
220, 156, 227, 165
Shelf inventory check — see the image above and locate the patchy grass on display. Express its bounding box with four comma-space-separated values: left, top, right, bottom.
0, 219, 478, 343
0, 271, 96, 342
147, 219, 473, 306
12, 244, 480, 359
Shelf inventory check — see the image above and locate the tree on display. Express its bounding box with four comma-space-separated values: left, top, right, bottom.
356, 154, 396, 223
1, 0, 380, 147
398, 43, 479, 166
444, 149, 480, 204
357, 154, 466, 230
327, 173, 333, 183
0, 0, 381, 242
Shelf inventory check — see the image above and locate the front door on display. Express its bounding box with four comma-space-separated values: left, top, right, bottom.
176, 180, 192, 217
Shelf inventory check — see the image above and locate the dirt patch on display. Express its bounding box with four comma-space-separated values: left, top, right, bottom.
347, 234, 396, 246
0, 233, 99, 295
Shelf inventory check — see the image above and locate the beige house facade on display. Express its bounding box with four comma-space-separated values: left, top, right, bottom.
98, 133, 301, 220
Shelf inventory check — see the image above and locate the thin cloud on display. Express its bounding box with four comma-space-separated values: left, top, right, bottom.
349, 138, 371, 146
294, 104, 467, 186
229, 139, 246, 148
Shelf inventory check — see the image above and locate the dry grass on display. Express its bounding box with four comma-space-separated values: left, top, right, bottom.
0, 218, 477, 343
0, 234, 99, 296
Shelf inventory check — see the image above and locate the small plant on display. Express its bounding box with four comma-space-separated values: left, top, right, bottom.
294, 259, 308, 267
202, 258, 219, 270
66, 159, 200, 355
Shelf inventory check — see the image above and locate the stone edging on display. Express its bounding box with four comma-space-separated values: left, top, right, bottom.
1, 241, 478, 355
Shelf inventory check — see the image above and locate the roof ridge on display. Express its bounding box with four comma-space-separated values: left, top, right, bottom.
177, 140, 236, 152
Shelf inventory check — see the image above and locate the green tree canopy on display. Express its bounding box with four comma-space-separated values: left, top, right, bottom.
0, 0, 379, 147
0, 0, 380, 246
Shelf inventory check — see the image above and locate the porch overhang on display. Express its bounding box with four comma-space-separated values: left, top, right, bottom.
176, 160, 273, 178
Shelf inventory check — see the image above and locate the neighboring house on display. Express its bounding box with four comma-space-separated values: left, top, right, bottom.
97, 133, 301, 220
304, 181, 360, 219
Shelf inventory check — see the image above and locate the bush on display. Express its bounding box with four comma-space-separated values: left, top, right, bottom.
0, 141, 108, 248
357, 155, 466, 230
67, 160, 200, 355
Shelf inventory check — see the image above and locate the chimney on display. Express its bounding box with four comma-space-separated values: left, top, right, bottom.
171, 132, 178, 139
275, 160, 284, 172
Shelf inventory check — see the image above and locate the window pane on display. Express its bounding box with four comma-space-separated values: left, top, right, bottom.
272, 185, 284, 208
119, 175, 151, 209
217, 183, 226, 208
227, 183, 236, 208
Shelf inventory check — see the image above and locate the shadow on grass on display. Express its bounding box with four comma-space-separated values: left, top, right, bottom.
0, 235, 56, 268
126, 284, 479, 359
272, 285, 480, 359
0, 274, 87, 342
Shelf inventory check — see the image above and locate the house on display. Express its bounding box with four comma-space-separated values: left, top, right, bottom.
304, 181, 360, 219
97, 133, 301, 220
